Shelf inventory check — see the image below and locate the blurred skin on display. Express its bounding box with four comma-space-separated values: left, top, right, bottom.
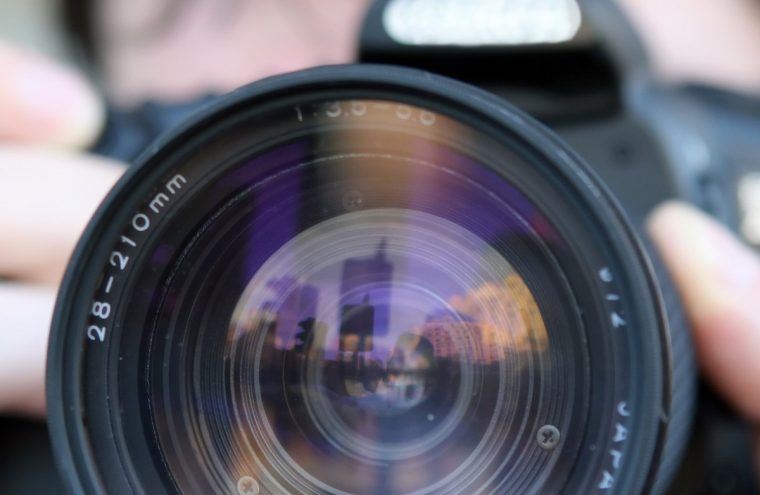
0, 0, 758, 477
618, 0, 760, 94
98, 0, 372, 105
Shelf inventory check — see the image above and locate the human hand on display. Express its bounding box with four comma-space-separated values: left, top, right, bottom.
0, 41, 125, 416
649, 202, 760, 477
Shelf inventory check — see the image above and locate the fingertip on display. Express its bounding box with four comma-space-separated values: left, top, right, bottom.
646, 201, 696, 241
647, 201, 760, 421
647, 201, 760, 308
0, 42, 104, 148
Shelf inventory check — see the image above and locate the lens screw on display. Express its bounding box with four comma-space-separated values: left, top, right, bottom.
537, 424, 561, 450
237, 476, 260, 495
343, 190, 365, 211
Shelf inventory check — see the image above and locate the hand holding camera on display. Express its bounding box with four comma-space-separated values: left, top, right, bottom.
0, 40, 124, 417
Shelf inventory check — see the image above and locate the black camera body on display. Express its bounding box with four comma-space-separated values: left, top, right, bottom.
98, 1, 760, 240
356, 1, 760, 494
360, 0, 760, 236
37, 1, 757, 494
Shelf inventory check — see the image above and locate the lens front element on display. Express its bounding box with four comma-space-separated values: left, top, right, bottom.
145, 122, 586, 493
48, 67, 677, 495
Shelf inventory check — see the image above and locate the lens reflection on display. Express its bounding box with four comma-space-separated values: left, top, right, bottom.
215, 209, 552, 494
147, 99, 586, 494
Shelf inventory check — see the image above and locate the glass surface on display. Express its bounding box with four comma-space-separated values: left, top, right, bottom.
144, 99, 587, 494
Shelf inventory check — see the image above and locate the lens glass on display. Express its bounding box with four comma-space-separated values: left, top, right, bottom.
138, 99, 589, 494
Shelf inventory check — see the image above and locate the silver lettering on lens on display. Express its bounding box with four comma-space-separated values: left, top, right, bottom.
599, 267, 626, 329
131, 213, 150, 232
133, 174, 188, 230
350, 101, 367, 116
149, 174, 185, 213
419, 110, 437, 126
149, 193, 169, 214
597, 401, 631, 491
598, 267, 613, 283
739, 172, 760, 246
395, 105, 412, 120
383, 0, 582, 46
87, 173, 189, 345
610, 312, 626, 329
598, 471, 614, 490
614, 423, 628, 442
322, 101, 342, 118
166, 174, 187, 194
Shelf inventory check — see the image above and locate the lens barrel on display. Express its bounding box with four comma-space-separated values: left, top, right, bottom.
47, 65, 693, 494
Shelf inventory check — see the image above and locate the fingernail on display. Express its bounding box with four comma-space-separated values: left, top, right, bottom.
10, 57, 103, 147
649, 202, 760, 292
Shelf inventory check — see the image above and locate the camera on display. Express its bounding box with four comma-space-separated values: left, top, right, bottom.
44, 1, 760, 493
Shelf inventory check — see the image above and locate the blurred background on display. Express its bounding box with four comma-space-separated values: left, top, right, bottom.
0, 1, 68, 59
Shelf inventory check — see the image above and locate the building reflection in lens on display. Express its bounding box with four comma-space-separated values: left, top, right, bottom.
224, 214, 549, 492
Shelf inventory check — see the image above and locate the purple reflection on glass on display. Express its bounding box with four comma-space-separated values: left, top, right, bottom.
339, 240, 393, 341
407, 138, 557, 245
222, 141, 310, 282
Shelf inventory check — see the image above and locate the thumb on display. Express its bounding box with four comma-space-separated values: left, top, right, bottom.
648, 202, 760, 422
0, 40, 103, 148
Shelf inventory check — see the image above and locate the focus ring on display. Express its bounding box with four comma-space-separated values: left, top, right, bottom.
646, 245, 696, 494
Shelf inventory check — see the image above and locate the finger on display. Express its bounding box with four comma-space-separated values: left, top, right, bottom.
0, 283, 55, 417
0, 145, 125, 284
648, 202, 760, 421
0, 40, 103, 148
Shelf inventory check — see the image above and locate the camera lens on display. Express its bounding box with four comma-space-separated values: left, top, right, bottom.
149, 162, 585, 494
48, 66, 693, 494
